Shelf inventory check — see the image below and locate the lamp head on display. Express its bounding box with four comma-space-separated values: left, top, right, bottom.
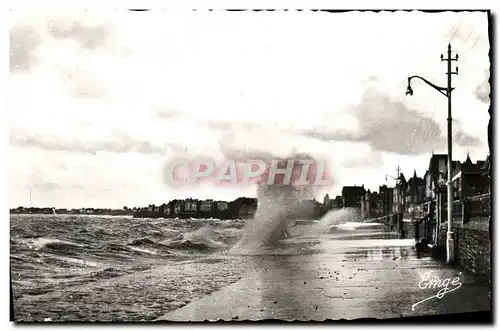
406, 84, 413, 96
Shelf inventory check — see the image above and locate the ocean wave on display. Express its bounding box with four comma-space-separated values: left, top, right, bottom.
128, 246, 158, 255
161, 239, 222, 251
24, 237, 88, 251
129, 238, 159, 246
89, 267, 128, 279
43, 255, 104, 268
160, 226, 230, 251
127, 238, 174, 256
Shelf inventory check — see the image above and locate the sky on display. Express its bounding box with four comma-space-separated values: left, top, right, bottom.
8, 10, 491, 209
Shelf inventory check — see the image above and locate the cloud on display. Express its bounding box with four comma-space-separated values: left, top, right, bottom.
156, 108, 182, 120
291, 88, 482, 155
204, 120, 263, 132
474, 70, 490, 104
35, 182, 85, 191
69, 70, 108, 99
10, 25, 41, 72
9, 130, 184, 156
7, 11, 491, 208
47, 21, 109, 49
454, 131, 482, 146
217, 125, 324, 161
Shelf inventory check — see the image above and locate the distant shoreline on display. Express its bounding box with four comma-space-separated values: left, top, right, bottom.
9, 213, 244, 221
10, 212, 134, 217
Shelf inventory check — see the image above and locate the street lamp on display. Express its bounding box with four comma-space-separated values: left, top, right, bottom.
405, 84, 413, 96
406, 75, 450, 97
406, 44, 458, 264
385, 174, 400, 184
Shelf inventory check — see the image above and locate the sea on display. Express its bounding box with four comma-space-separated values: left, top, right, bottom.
10, 209, 395, 322
10, 214, 251, 322
10, 164, 405, 324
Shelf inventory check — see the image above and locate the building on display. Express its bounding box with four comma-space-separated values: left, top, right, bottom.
238, 202, 257, 219
451, 154, 489, 201
332, 195, 343, 209
215, 201, 229, 211
199, 199, 214, 213
229, 197, 258, 219
173, 200, 184, 216
296, 198, 324, 219
159, 203, 169, 217
341, 185, 366, 218
361, 190, 369, 220
422, 154, 458, 240
418, 153, 462, 246
362, 190, 379, 220
378, 185, 393, 217
367, 191, 381, 219
424, 153, 461, 202
184, 198, 198, 213
341, 185, 366, 208
164, 200, 175, 216
212, 200, 230, 219
424, 154, 448, 201
323, 194, 332, 210
404, 170, 425, 217
392, 173, 406, 215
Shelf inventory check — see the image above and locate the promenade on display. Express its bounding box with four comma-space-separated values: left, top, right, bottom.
157, 223, 491, 321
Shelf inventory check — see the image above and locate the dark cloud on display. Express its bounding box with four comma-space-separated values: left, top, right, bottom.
176, 87, 482, 159
47, 21, 109, 49
9, 131, 183, 156
454, 130, 482, 146
10, 25, 41, 72
295, 89, 482, 155
453, 119, 483, 146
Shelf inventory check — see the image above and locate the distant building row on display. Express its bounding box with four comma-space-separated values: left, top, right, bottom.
323, 153, 490, 222
133, 196, 328, 220
133, 197, 258, 219
10, 206, 135, 216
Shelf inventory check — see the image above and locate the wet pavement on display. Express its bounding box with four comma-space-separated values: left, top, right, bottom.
157, 222, 491, 321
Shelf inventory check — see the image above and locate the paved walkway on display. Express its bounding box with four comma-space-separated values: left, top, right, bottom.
157, 223, 491, 321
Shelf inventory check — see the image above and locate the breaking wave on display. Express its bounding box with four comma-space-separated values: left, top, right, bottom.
229, 153, 343, 255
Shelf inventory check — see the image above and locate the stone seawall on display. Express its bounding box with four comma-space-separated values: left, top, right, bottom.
437, 219, 491, 278
374, 212, 490, 278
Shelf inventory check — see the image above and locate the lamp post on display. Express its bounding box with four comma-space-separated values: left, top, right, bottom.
406, 44, 458, 264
